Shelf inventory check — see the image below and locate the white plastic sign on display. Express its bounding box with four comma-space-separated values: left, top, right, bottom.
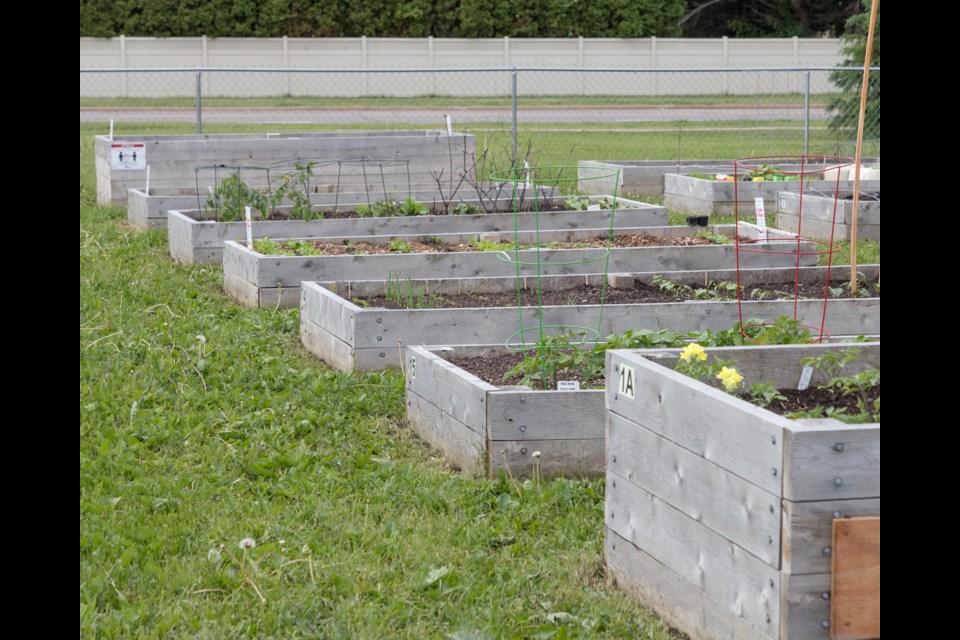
753, 197, 768, 243
110, 143, 146, 170
797, 366, 813, 391
618, 364, 635, 399
245, 206, 253, 249
557, 380, 580, 392
445, 114, 453, 135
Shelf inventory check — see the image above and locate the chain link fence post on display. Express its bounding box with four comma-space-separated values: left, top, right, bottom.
195, 69, 202, 134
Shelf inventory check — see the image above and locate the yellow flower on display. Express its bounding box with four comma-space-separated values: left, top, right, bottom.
679, 343, 707, 362
716, 366, 744, 391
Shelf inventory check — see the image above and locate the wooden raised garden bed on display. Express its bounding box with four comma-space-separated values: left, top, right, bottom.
605, 344, 880, 640
404, 344, 605, 479
664, 173, 881, 216
578, 160, 736, 196
776, 190, 881, 242
95, 130, 475, 206
132, 184, 564, 231
167, 194, 663, 264
226, 222, 814, 308
302, 265, 881, 371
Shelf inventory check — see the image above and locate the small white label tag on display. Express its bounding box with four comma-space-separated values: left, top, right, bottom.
557, 380, 580, 392
754, 197, 768, 243
445, 114, 453, 135
245, 206, 253, 249
797, 366, 814, 391
409, 356, 416, 380
110, 143, 146, 170
618, 364, 636, 399
587, 204, 601, 211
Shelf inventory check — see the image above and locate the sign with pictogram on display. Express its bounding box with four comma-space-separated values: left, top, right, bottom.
110, 143, 146, 170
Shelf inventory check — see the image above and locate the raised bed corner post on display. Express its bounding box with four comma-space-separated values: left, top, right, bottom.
195, 68, 203, 134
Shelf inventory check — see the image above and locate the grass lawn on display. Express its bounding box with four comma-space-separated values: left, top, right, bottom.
79, 135, 679, 637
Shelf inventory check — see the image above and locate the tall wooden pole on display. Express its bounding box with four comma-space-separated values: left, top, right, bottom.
850, 0, 879, 292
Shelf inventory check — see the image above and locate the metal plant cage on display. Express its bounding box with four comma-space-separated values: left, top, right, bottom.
332, 157, 412, 212
488, 164, 622, 387
195, 164, 273, 221
733, 155, 853, 344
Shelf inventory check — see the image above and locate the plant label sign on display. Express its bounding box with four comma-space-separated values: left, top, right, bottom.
245, 207, 253, 249
557, 380, 580, 392
753, 197, 768, 243
110, 143, 146, 170
618, 364, 635, 399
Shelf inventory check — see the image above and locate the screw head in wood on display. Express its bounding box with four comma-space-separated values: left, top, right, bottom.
376, 318, 383, 323
772, 468, 778, 477
833, 511, 842, 519
834, 477, 843, 487
520, 447, 527, 454
612, 455, 617, 463
821, 620, 830, 629
822, 546, 832, 556
770, 435, 776, 445
519, 425, 526, 432
833, 442, 844, 452
821, 592, 830, 600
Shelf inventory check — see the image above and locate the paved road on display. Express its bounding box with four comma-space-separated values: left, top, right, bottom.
80, 105, 828, 124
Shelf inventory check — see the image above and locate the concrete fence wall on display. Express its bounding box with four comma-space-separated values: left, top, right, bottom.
80, 37, 844, 98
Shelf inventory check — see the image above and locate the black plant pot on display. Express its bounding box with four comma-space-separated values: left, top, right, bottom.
686, 215, 709, 227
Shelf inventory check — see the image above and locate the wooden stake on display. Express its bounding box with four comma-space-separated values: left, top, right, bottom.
850, 0, 879, 293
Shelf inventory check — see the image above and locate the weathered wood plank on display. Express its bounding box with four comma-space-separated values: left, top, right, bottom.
405, 391, 485, 475
782, 499, 880, 576
608, 412, 782, 567
405, 346, 491, 435
831, 517, 880, 640
633, 264, 880, 289
486, 390, 605, 441
298, 317, 356, 372
641, 343, 881, 391
259, 284, 303, 309
606, 352, 787, 495
222, 241, 259, 284
345, 299, 878, 350
222, 272, 260, 308
489, 437, 604, 479
605, 528, 777, 640
246, 242, 817, 288
782, 423, 880, 501
606, 469, 780, 632
301, 282, 357, 346
780, 572, 831, 640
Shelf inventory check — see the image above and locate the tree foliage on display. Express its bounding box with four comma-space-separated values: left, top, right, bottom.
828, 0, 880, 142
80, 0, 684, 38
680, 0, 859, 37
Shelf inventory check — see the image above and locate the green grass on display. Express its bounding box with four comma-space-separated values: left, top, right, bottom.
81, 92, 835, 109
80, 134, 677, 637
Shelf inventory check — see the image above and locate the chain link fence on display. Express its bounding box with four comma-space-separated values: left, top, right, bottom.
80, 67, 880, 167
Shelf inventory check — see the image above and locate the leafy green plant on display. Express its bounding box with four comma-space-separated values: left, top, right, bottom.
398, 197, 429, 216
471, 236, 514, 252
752, 316, 813, 345
450, 202, 478, 215
694, 230, 733, 245
206, 172, 272, 221
388, 238, 414, 253
747, 382, 786, 408
276, 161, 321, 220
562, 196, 616, 211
